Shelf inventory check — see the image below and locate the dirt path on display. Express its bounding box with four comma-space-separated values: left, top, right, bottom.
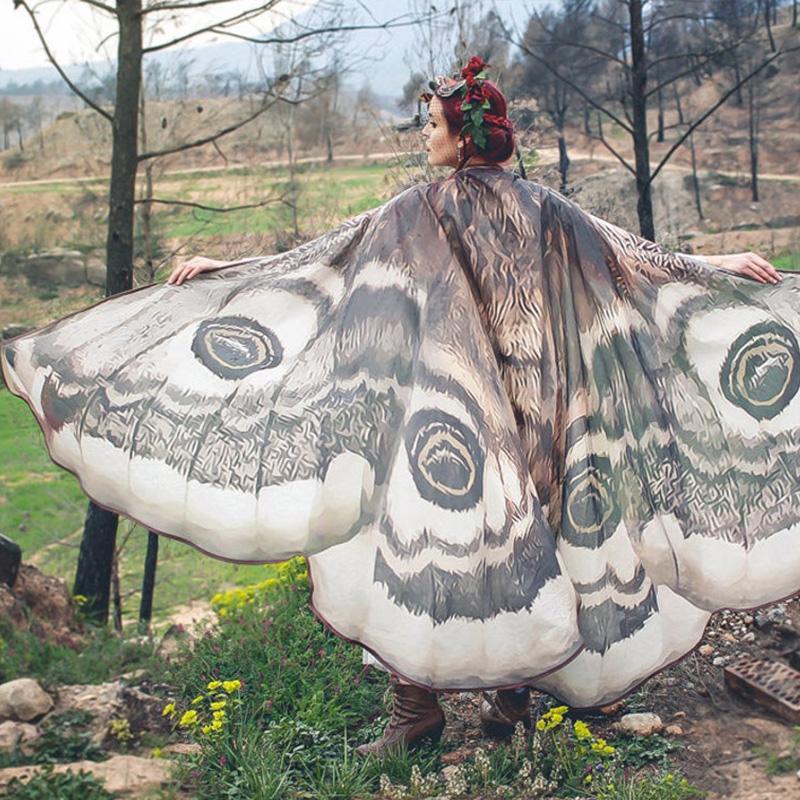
2, 148, 799, 191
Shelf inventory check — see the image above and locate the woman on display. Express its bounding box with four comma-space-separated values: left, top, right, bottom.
2, 57, 797, 761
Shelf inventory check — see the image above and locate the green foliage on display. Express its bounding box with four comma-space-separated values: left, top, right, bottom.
0, 765, 115, 800
28, 710, 105, 765
0, 618, 157, 687
613, 733, 679, 770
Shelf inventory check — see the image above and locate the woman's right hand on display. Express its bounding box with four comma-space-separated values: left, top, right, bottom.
167, 256, 229, 285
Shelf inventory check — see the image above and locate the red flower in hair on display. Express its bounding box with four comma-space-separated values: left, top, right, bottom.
461, 55, 488, 86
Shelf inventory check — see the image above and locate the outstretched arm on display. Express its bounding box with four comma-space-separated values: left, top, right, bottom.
699, 251, 782, 285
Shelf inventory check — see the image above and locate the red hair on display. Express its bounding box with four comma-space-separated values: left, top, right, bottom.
437, 79, 515, 166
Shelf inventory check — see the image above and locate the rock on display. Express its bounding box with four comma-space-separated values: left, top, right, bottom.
85, 258, 106, 286
712, 656, 728, 667
742, 632, 756, 643
119, 669, 148, 684
665, 724, 684, 736
0, 679, 53, 722
699, 644, 714, 657
0, 721, 40, 754
672, 711, 687, 719
1, 564, 83, 647
54, 682, 125, 745
0, 535, 21, 587
23, 249, 86, 288
162, 742, 202, 757
614, 712, 663, 737
156, 624, 193, 661
120, 686, 172, 737
0, 755, 173, 795
54, 681, 171, 745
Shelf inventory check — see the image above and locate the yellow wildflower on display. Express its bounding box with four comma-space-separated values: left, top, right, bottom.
574, 720, 592, 740
161, 702, 175, 718
190, 695, 204, 706
213, 709, 226, 721
151, 747, 163, 758
210, 700, 227, 711
207, 680, 223, 690
179, 709, 198, 727
222, 680, 241, 693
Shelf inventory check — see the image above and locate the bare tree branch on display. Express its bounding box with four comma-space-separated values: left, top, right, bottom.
135, 196, 286, 213
140, 0, 257, 13
143, 9, 431, 54
13, 0, 113, 122
138, 100, 273, 160
648, 46, 796, 186
80, 0, 116, 14
188, 16, 436, 48
142, 4, 280, 52
588, 126, 637, 175
511, 36, 634, 134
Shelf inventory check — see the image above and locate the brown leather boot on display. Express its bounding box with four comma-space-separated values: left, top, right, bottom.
355, 680, 445, 758
479, 687, 532, 737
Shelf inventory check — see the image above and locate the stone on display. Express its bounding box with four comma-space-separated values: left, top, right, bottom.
0, 721, 40, 754
614, 712, 663, 737
665, 724, 684, 736
3, 564, 83, 647
24, 249, 87, 288
54, 682, 125, 745
156, 624, 193, 661
0, 679, 53, 722
698, 644, 714, 657
0, 755, 173, 795
0, 536, 21, 587
712, 656, 727, 667
54, 681, 171, 745
162, 742, 202, 757
742, 632, 756, 643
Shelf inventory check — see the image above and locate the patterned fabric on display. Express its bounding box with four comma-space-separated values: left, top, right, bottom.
3, 166, 799, 707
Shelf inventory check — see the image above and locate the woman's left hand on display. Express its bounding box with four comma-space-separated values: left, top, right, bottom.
705, 251, 782, 284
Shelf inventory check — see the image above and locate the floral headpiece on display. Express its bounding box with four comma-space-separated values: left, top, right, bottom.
420, 56, 513, 151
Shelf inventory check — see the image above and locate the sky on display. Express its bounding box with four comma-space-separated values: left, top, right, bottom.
0, 1, 539, 95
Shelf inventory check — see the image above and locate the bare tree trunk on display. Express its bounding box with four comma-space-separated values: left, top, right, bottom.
138, 87, 156, 281
139, 532, 159, 631
73, 0, 143, 623
557, 129, 570, 193
763, 0, 776, 52
629, 0, 656, 241
111, 548, 123, 633
748, 80, 759, 202
688, 132, 703, 220
794, 0, 798, 28
16, 121, 24, 151
657, 87, 664, 143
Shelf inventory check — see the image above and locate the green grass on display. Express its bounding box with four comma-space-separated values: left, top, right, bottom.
774, 250, 800, 271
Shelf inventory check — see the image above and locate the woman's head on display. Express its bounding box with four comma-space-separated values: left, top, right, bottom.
421, 59, 515, 171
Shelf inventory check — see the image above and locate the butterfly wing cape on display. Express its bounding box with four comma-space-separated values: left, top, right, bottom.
3, 167, 799, 707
